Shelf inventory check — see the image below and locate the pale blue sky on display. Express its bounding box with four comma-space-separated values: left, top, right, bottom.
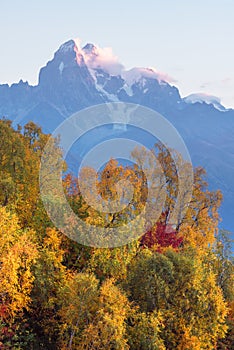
0, 0, 234, 107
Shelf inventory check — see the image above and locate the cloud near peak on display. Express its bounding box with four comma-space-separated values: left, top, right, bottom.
74, 38, 124, 76
184, 93, 221, 105
73, 38, 175, 84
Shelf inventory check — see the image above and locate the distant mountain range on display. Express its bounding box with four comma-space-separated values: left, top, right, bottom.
0, 39, 233, 233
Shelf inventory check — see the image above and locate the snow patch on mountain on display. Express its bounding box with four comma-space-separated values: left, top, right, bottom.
86, 67, 119, 102
122, 83, 134, 96
59, 62, 64, 75
95, 83, 120, 102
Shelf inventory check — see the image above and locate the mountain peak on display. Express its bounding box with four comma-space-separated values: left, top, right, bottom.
58, 40, 76, 53
82, 43, 98, 55
56, 39, 86, 66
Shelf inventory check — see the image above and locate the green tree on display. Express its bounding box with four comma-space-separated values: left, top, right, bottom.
126, 248, 228, 349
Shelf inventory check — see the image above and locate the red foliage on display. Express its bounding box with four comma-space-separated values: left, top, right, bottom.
0, 303, 8, 320
141, 222, 183, 252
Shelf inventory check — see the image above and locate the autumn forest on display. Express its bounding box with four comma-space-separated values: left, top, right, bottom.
0, 118, 234, 349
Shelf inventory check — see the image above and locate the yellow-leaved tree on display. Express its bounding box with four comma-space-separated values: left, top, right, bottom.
0, 206, 38, 318
0, 206, 38, 349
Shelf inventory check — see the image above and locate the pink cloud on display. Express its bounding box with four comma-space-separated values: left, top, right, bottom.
122, 67, 176, 85
73, 38, 175, 84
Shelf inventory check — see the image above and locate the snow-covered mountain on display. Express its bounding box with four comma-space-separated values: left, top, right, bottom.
0, 39, 233, 233
184, 93, 227, 112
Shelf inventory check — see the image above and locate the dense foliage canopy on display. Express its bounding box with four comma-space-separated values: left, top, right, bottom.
0, 119, 233, 349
